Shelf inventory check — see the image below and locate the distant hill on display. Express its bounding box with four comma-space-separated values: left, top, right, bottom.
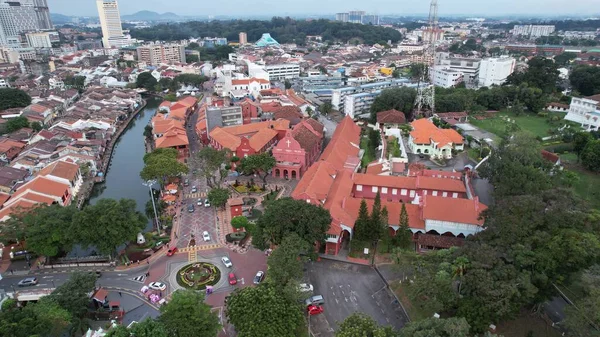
50, 13, 74, 24
121, 11, 182, 21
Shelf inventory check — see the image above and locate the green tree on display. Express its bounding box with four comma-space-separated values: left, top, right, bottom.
478, 133, 556, 197
197, 147, 229, 188
231, 215, 249, 229
396, 202, 413, 250
399, 317, 471, 337
17, 204, 77, 257
140, 148, 189, 183
5, 116, 30, 133
353, 199, 370, 241
255, 197, 331, 248
368, 192, 382, 241
574, 131, 593, 161
570, 64, 600, 96
207, 187, 230, 208
226, 285, 303, 337
136, 72, 158, 91
409, 63, 427, 80
581, 139, 600, 172
554, 52, 577, 66
175, 74, 208, 87
392, 68, 402, 78
506, 57, 559, 94
370, 87, 417, 121
284, 79, 291, 89
73, 198, 147, 257
159, 290, 220, 337
186, 54, 199, 63
144, 125, 153, 139
564, 265, 600, 337
320, 101, 333, 114
266, 233, 309, 288
106, 318, 169, 337
0, 88, 31, 110
336, 313, 397, 337
238, 152, 276, 184
46, 271, 98, 335
0, 297, 71, 337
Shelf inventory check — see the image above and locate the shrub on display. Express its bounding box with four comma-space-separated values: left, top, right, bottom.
234, 185, 249, 193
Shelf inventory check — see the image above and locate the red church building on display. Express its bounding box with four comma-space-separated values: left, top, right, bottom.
272, 118, 324, 180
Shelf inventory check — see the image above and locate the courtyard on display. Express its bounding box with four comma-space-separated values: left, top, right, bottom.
469, 110, 566, 139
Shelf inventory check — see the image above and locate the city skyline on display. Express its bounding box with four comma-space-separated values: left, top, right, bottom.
49, 0, 600, 18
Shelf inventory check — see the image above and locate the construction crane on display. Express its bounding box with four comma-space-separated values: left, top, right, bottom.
413, 0, 439, 119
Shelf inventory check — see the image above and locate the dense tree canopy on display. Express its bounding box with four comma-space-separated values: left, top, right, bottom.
0, 297, 71, 337
131, 17, 402, 45
254, 197, 331, 249
159, 290, 220, 337
46, 271, 97, 335
136, 72, 158, 91
197, 147, 229, 188
140, 148, 189, 183
207, 187, 230, 208
399, 317, 471, 337
238, 152, 276, 183
266, 233, 309, 288
4, 116, 31, 133
506, 57, 560, 94
336, 313, 396, 337
570, 65, 600, 96
0, 88, 31, 111
370, 87, 417, 121
73, 198, 147, 257
226, 285, 303, 337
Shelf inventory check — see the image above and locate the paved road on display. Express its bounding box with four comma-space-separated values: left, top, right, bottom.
176, 93, 219, 249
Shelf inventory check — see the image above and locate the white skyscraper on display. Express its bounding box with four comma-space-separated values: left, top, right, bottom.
477, 56, 516, 88
96, 0, 128, 48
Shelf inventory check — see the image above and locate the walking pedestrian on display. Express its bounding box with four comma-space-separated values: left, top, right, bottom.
10, 269, 13, 274
119, 291, 122, 297
146, 259, 150, 265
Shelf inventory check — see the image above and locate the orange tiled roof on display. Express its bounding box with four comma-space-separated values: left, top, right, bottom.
195, 119, 207, 132
377, 109, 406, 124
232, 77, 270, 85
344, 198, 425, 230
178, 96, 197, 108
353, 173, 466, 193
209, 127, 241, 151
155, 129, 189, 149
249, 128, 278, 151
12, 176, 69, 200
291, 161, 337, 202
38, 160, 79, 181
153, 119, 185, 135
319, 116, 361, 171
410, 118, 463, 147
422, 195, 486, 226
221, 119, 289, 136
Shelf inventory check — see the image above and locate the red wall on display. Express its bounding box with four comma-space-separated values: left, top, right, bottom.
353, 184, 466, 202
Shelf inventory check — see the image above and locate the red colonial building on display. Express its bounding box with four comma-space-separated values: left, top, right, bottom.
292, 116, 487, 255
272, 118, 324, 180
208, 119, 290, 159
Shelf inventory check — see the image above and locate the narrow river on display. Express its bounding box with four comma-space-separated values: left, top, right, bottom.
88, 96, 161, 231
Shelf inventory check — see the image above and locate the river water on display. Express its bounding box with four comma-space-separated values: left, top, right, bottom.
88, 96, 161, 231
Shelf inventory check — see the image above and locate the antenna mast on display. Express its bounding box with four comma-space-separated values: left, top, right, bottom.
414, 0, 438, 119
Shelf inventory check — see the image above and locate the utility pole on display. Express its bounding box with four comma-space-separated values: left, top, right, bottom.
143, 180, 161, 233
414, 0, 439, 119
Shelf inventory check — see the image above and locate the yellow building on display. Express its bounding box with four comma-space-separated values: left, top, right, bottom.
380, 67, 394, 76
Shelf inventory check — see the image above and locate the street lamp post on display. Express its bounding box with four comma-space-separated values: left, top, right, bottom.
143, 180, 161, 233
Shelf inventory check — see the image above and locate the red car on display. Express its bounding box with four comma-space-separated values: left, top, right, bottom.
167, 247, 178, 256
307, 305, 324, 316
228, 273, 237, 285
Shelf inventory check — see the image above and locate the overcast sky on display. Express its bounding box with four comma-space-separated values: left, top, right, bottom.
50, 0, 599, 17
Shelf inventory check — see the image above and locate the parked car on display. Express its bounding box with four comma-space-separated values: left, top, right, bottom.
167, 247, 178, 256
187, 204, 194, 213
298, 283, 313, 293
228, 273, 237, 285
204, 199, 210, 207
191, 186, 197, 193
307, 305, 324, 315
18, 277, 38, 287
253, 271, 265, 284
149, 282, 166, 291
304, 295, 325, 307
184, 179, 189, 186
197, 198, 203, 206
221, 256, 233, 268
202, 231, 211, 242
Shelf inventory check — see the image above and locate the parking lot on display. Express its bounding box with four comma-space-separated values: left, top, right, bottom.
306, 259, 408, 336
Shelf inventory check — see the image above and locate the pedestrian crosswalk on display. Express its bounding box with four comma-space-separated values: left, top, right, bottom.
179, 244, 221, 253
132, 275, 146, 283
185, 192, 207, 199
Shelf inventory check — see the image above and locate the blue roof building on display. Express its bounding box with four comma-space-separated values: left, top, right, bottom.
255, 33, 280, 47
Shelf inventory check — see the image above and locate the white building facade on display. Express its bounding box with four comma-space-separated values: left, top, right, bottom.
477, 56, 516, 88
265, 63, 300, 80
564, 96, 600, 131
430, 67, 463, 88
96, 0, 126, 48
512, 25, 555, 38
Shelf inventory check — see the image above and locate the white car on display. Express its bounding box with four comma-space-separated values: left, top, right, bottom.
221, 256, 233, 268
197, 198, 202, 206
298, 283, 314, 293
202, 231, 211, 242
204, 199, 211, 207
148, 282, 166, 291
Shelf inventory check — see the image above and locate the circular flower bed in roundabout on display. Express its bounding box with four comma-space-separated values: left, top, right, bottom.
176, 262, 221, 290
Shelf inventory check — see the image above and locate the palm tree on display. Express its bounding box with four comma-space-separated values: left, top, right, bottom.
452, 256, 470, 296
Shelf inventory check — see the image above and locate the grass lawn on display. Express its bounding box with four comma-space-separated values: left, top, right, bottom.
389, 282, 432, 322
496, 311, 562, 337
470, 110, 563, 139
360, 137, 376, 167
565, 163, 600, 209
